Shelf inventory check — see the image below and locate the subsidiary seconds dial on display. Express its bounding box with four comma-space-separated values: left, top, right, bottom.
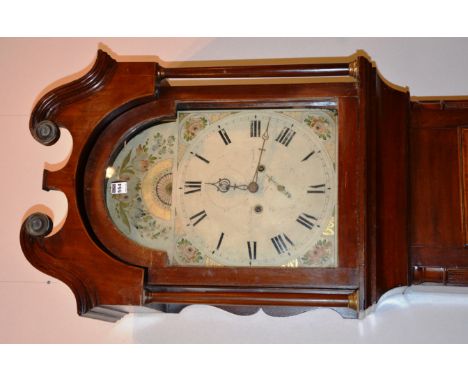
174, 109, 337, 267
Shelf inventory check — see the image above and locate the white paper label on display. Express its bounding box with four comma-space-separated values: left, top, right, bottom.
111, 181, 128, 195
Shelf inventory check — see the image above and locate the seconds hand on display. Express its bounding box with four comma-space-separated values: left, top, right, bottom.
248, 118, 271, 193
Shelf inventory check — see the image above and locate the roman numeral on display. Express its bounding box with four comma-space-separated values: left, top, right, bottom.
308, 184, 326, 193
189, 210, 207, 226
301, 150, 316, 162
190, 151, 210, 164
275, 126, 296, 147
271, 233, 294, 255
184, 181, 202, 194
296, 213, 317, 230
247, 241, 257, 261
250, 119, 261, 137
212, 232, 225, 254
218, 126, 232, 145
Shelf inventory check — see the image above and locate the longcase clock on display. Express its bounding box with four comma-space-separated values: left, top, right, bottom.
20, 49, 468, 321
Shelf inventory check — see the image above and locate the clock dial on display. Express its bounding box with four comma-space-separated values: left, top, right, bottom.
104, 108, 337, 268
173, 109, 337, 267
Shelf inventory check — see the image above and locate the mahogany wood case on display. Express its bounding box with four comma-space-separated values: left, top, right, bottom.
20, 49, 468, 321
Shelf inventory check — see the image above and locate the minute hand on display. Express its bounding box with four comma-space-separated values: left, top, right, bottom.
250, 118, 271, 185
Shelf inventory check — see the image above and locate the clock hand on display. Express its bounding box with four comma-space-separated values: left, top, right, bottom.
205, 178, 248, 193
248, 118, 271, 193
232, 183, 249, 191
265, 174, 292, 198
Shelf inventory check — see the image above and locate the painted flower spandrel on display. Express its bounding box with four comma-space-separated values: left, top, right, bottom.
301, 239, 333, 266
304, 115, 332, 140
183, 115, 208, 141
176, 238, 204, 264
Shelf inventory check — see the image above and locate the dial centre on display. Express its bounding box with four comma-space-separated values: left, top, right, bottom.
247, 182, 259, 193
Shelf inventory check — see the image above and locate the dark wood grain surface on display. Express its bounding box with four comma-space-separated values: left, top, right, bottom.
410, 100, 468, 284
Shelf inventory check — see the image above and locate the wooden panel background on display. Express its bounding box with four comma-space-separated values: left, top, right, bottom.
410, 102, 468, 283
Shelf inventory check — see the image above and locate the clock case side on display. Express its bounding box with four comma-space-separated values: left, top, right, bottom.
21, 50, 159, 321
360, 58, 410, 307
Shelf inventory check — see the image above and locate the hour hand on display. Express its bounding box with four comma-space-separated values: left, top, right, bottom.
266, 174, 292, 198
206, 178, 248, 193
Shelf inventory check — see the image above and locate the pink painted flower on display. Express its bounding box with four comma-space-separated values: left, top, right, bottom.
313, 120, 328, 135
119, 173, 131, 182
302, 240, 332, 266
184, 116, 207, 141
132, 144, 150, 173
305, 116, 331, 140
177, 239, 203, 263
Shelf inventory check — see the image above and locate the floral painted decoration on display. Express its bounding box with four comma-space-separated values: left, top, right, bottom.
108, 130, 175, 242
301, 239, 333, 266
176, 238, 204, 264
304, 114, 332, 140
183, 115, 208, 141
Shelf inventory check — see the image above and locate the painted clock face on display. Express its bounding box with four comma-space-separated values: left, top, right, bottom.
105, 107, 338, 268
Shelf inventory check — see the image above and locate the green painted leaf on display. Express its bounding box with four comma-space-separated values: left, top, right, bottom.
120, 149, 133, 176
121, 168, 134, 175
119, 203, 131, 232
